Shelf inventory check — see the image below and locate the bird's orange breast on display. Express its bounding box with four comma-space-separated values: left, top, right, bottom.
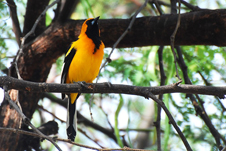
66, 36, 104, 103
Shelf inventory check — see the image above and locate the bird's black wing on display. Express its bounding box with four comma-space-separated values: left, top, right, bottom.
61, 45, 77, 99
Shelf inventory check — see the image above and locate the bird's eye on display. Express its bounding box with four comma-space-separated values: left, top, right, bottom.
91, 20, 95, 25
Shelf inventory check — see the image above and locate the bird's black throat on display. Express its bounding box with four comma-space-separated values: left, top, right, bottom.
85, 19, 102, 53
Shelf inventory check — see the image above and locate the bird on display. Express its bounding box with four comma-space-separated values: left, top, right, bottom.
61, 16, 104, 141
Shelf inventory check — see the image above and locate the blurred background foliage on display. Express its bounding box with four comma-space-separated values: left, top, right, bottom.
1, 0, 226, 150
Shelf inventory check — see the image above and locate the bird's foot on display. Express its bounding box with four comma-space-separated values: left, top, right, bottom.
104, 82, 112, 88
75, 81, 93, 89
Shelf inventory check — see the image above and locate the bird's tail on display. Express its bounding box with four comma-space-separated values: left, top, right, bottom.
67, 93, 80, 141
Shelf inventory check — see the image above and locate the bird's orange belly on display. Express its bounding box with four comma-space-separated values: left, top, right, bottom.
67, 52, 102, 83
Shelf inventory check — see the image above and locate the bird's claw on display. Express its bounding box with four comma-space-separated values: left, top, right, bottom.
104, 82, 112, 88
75, 81, 93, 89
78, 81, 87, 87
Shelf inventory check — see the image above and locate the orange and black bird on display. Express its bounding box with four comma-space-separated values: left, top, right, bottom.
61, 17, 104, 141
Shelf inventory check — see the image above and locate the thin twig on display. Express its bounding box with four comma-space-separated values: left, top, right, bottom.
57, 138, 102, 150
89, 93, 94, 122
156, 46, 165, 151
78, 128, 105, 148
170, 0, 181, 80
97, 0, 149, 81
99, 100, 115, 130
0, 127, 58, 139
146, 92, 192, 151
38, 105, 65, 123
4, 91, 62, 151
198, 71, 226, 112
153, 0, 163, 15
149, 0, 188, 10
100, 147, 152, 151
149, 0, 171, 8
179, 0, 201, 11
58, 138, 152, 150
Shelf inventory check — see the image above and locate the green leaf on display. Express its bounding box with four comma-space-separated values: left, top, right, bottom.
114, 94, 124, 148
163, 94, 170, 151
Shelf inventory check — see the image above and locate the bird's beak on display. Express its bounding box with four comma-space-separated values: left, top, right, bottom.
91, 16, 100, 25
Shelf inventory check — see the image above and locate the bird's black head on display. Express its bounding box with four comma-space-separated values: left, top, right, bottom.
83, 16, 101, 49
85, 16, 100, 40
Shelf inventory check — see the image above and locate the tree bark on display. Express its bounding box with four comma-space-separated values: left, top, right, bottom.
0, 90, 22, 151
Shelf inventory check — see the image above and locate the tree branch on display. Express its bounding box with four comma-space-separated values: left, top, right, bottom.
152, 0, 163, 15
23, 0, 50, 42
34, 9, 226, 50
198, 71, 226, 112
0, 76, 225, 99
55, 0, 80, 22
146, 92, 192, 150
156, 46, 165, 151
170, 0, 177, 14
170, 0, 181, 80
6, 0, 22, 46
180, 0, 201, 11
176, 46, 225, 149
